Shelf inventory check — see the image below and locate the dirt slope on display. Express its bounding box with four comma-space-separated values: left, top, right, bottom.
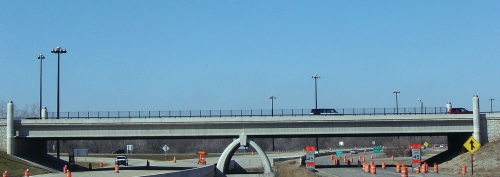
439, 138, 500, 176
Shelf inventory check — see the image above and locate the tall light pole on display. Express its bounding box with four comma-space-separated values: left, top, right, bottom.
51, 47, 66, 119
269, 95, 276, 117
311, 74, 321, 109
393, 90, 400, 114
489, 98, 494, 113
38, 54, 45, 118
418, 98, 423, 114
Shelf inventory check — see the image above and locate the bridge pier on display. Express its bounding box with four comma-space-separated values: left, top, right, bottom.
216, 136, 272, 176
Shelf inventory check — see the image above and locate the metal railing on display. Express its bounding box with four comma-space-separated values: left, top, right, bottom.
45, 107, 449, 119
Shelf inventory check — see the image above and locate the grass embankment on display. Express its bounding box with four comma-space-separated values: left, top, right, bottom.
0, 152, 52, 177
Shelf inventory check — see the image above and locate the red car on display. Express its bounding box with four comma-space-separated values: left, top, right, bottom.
448, 108, 472, 114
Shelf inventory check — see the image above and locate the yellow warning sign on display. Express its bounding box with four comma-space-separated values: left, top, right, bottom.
423, 142, 428, 147
463, 136, 481, 154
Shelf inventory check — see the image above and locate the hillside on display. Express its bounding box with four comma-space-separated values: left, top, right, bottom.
0, 152, 52, 177
439, 138, 500, 176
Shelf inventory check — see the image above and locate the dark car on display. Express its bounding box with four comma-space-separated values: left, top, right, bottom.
112, 150, 125, 154
310, 108, 341, 115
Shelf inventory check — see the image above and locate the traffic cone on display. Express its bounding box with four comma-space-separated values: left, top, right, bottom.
24, 169, 29, 177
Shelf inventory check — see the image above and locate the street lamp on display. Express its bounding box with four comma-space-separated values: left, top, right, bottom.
269, 95, 276, 117
418, 99, 423, 114
489, 98, 494, 113
37, 54, 45, 118
311, 74, 321, 109
393, 90, 400, 114
51, 47, 66, 119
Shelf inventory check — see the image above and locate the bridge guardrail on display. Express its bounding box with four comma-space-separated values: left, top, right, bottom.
44, 107, 449, 119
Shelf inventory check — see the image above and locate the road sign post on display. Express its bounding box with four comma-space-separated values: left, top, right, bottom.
463, 136, 481, 175
305, 146, 315, 170
162, 145, 169, 161
411, 144, 421, 169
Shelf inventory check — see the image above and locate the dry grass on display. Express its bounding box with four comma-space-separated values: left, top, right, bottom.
0, 151, 52, 177
275, 159, 317, 177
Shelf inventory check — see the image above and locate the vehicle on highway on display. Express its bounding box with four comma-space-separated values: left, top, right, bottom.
439, 144, 447, 148
115, 156, 129, 166
310, 108, 341, 115
112, 150, 125, 154
350, 150, 358, 154
448, 108, 472, 114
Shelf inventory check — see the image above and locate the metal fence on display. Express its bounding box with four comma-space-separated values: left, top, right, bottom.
46, 107, 449, 119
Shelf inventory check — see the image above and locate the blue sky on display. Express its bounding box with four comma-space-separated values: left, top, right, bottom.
1, 1, 499, 112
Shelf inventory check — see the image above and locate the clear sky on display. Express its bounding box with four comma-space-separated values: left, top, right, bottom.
1, 1, 499, 113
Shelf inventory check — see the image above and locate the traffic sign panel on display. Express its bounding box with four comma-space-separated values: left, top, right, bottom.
335, 151, 343, 156
463, 136, 481, 154
373, 146, 383, 153
423, 142, 428, 147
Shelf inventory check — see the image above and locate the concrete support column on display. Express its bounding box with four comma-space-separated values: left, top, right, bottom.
446, 102, 452, 112
472, 95, 481, 143
41, 107, 47, 120
7, 101, 15, 155
216, 138, 272, 176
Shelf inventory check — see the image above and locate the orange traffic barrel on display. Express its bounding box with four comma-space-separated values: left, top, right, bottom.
2, 171, 6, 177
251, 151, 254, 156
100, 161, 103, 167
173, 156, 177, 163
115, 165, 119, 173
277, 150, 280, 154
396, 162, 401, 173
401, 166, 408, 177
364, 149, 367, 154
330, 154, 334, 160
24, 169, 29, 177
63, 165, 67, 173
391, 155, 394, 161
357, 160, 361, 167
66, 170, 71, 177
434, 163, 439, 173
382, 161, 386, 169
343, 155, 347, 163
461, 164, 466, 174
370, 163, 376, 174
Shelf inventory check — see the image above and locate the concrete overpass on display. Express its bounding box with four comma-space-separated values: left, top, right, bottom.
3, 95, 500, 176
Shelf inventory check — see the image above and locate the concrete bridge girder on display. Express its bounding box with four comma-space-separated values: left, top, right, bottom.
216, 138, 272, 175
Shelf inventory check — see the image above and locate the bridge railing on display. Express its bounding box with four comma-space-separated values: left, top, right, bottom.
46, 107, 448, 119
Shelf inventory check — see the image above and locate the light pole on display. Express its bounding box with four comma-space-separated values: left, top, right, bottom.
418, 98, 423, 114
38, 54, 45, 118
311, 74, 321, 109
393, 90, 400, 114
269, 95, 276, 117
51, 47, 66, 119
489, 98, 494, 113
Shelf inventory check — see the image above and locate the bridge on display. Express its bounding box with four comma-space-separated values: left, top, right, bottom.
2, 95, 500, 176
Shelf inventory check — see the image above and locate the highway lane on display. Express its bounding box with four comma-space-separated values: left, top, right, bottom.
312, 148, 454, 177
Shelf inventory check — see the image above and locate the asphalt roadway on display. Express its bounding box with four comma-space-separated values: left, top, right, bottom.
313, 149, 457, 177
31, 149, 456, 177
